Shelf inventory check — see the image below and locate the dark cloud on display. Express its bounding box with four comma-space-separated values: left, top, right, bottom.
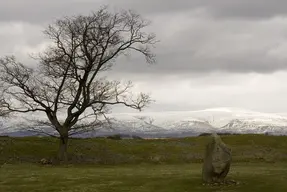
0, 0, 105, 23
112, 52, 287, 75
2, 0, 287, 24
2, 0, 287, 75
111, 14, 287, 74
206, 0, 287, 19
3, 1, 287, 113
110, 0, 287, 19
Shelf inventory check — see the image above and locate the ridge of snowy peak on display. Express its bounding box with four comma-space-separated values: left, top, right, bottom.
159, 119, 213, 131
109, 118, 168, 132
219, 118, 287, 135
221, 119, 260, 129
221, 117, 287, 128
109, 115, 211, 132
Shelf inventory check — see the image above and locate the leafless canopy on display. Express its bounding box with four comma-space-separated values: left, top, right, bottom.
0, 6, 157, 138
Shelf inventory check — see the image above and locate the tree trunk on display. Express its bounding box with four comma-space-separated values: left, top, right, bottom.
58, 135, 69, 163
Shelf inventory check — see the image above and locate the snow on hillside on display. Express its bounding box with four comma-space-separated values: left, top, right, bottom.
1, 107, 287, 136
107, 107, 287, 135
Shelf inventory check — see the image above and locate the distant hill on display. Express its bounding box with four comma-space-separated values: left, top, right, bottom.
1, 107, 287, 138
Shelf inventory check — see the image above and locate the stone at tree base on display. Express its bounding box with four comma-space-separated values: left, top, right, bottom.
40, 158, 52, 165
202, 133, 232, 184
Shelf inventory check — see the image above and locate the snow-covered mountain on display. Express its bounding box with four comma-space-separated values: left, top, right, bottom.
106, 108, 287, 136
1, 107, 287, 137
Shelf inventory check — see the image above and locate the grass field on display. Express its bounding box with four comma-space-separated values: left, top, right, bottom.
1, 163, 287, 191
1, 134, 287, 191
1, 134, 287, 164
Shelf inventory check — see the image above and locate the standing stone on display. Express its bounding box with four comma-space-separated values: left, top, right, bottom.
202, 133, 232, 183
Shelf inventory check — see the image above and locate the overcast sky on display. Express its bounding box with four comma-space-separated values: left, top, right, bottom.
2, 0, 287, 113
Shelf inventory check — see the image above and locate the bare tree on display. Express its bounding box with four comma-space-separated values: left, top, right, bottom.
0, 106, 8, 117
0, 6, 158, 161
0, 88, 9, 117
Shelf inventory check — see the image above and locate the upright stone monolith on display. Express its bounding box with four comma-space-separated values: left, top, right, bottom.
202, 133, 232, 183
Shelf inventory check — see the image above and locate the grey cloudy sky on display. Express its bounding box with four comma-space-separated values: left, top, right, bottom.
1, 0, 287, 113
